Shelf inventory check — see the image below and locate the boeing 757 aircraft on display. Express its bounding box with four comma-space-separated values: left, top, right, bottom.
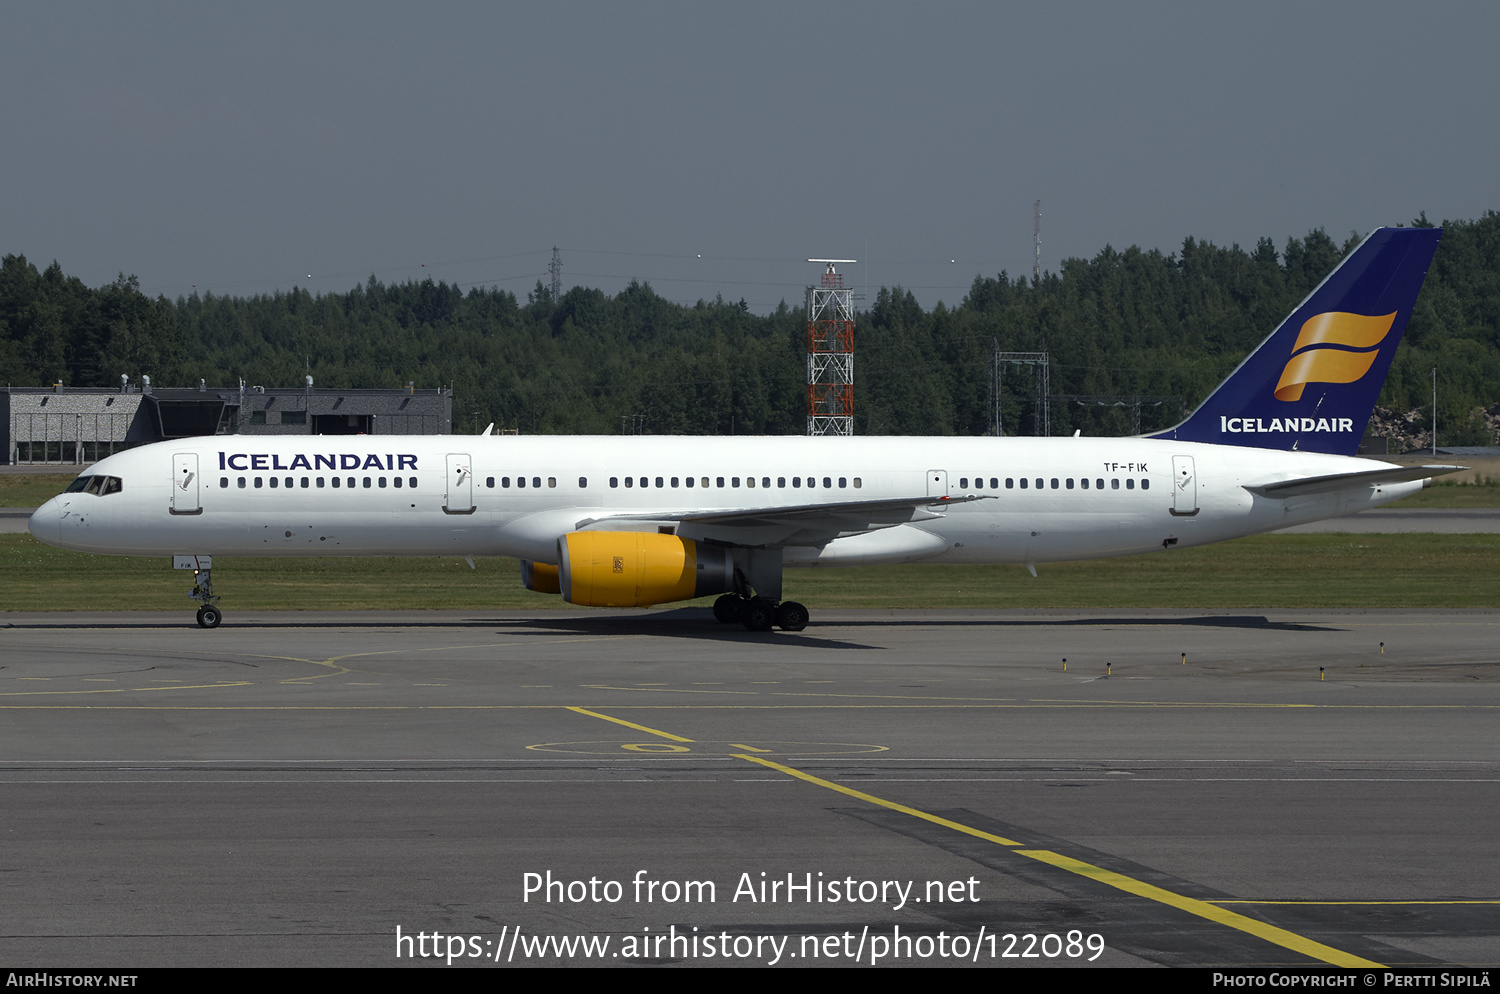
29, 227, 1458, 630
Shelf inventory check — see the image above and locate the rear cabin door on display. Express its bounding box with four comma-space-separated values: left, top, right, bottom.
1170, 455, 1198, 516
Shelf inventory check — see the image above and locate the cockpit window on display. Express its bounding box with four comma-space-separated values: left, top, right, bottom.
65, 474, 122, 496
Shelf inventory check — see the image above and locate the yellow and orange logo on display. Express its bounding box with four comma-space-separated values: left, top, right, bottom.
1273, 311, 1396, 402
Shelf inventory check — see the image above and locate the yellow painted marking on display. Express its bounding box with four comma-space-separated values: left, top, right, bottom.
621, 743, 691, 753
733, 754, 1022, 847
1015, 849, 1383, 968
730, 744, 771, 753
565, 706, 694, 742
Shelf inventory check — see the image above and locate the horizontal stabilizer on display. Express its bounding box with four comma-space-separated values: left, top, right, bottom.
1243, 464, 1465, 499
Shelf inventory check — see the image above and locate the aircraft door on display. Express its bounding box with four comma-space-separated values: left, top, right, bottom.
170, 453, 201, 515
926, 469, 949, 497
1170, 455, 1199, 516
445, 453, 476, 514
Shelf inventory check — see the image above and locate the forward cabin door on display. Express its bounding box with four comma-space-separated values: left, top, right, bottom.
444, 453, 475, 514
170, 452, 201, 515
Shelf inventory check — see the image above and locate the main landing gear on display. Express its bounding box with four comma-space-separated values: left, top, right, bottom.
713, 594, 809, 633
190, 569, 222, 628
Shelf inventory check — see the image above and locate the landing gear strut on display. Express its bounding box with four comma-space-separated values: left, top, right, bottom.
712, 594, 809, 633
190, 569, 222, 628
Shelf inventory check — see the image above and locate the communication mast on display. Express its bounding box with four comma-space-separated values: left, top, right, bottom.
806, 259, 856, 436
548, 246, 563, 301
1033, 200, 1042, 283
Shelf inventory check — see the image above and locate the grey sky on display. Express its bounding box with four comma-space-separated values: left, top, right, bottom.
4, 1, 1495, 313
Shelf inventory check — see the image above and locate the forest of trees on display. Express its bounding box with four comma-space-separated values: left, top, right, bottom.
3, 212, 1498, 444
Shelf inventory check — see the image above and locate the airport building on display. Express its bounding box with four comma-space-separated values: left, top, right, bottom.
2, 379, 452, 465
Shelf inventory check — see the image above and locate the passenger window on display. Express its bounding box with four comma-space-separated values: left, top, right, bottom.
624, 477, 632, 488
1035, 478, 1043, 489
653, 477, 662, 488
518, 476, 527, 488
1020, 478, 1028, 489
732, 477, 740, 487
394, 477, 402, 488
746, 477, 755, 488
254, 478, 263, 489
1096, 478, 1104, 489
332, 477, 341, 488
502, 477, 511, 488
1141, 479, 1150, 490
532, 477, 541, 489
317, 477, 325, 488
610, 477, 619, 488
579, 477, 588, 488
762, 477, 770, 488
409, 477, 417, 488
1126, 479, 1135, 490
270, 477, 279, 489
838, 477, 846, 488
363, 477, 372, 488
238, 477, 247, 489
671, 477, 679, 487
793, 477, 801, 488
685, 477, 694, 488
778, 477, 786, 488
486, 477, 495, 488
1006, 478, 1015, 489
990, 478, 998, 489
716, 477, 725, 488
347, 477, 356, 488
549, 478, 557, 488
1051, 478, 1059, 489
960, 478, 968, 489
1111, 479, 1119, 490
301, 477, 310, 488
379, 477, 388, 488
700, 477, 709, 488
853, 477, 862, 488
220, 477, 229, 489
1081, 478, 1089, 489
1066, 479, 1074, 489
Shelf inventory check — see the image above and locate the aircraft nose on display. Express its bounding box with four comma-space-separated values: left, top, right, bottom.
28, 497, 61, 547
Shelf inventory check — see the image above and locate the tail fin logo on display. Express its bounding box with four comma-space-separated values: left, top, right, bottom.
1273, 311, 1397, 402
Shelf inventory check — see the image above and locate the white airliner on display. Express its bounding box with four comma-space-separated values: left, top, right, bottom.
28, 227, 1458, 630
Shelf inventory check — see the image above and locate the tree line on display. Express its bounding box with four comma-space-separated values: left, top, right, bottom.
3, 212, 1497, 443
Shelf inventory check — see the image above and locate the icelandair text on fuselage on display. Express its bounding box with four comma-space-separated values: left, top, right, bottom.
1219, 416, 1355, 435
522, 869, 980, 911
218, 451, 418, 472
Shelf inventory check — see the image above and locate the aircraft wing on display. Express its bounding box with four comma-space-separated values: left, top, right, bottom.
577, 494, 991, 547
1243, 464, 1465, 499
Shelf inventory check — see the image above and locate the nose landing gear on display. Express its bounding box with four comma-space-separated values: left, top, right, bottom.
190, 569, 222, 628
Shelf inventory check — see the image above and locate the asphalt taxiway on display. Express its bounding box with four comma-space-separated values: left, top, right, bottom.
2, 608, 1498, 968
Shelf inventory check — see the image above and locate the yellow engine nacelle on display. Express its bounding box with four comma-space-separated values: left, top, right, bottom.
558, 531, 735, 607
520, 560, 560, 594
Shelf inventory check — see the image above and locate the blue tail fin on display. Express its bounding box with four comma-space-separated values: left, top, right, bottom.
1150, 226, 1441, 455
